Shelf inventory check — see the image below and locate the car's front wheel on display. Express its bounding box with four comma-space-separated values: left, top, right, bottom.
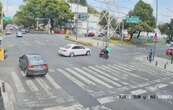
86, 51, 91, 56
69, 52, 75, 57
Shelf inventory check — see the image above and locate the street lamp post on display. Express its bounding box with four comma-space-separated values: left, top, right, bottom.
153, 0, 158, 60
75, 0, 80, 40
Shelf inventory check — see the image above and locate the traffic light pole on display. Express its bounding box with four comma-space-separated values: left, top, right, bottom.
153, 0, 158, 60
75, 0, 80, 40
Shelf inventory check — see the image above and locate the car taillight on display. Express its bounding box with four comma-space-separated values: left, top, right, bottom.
43, 64, 48, 69
28, 65, 34, 69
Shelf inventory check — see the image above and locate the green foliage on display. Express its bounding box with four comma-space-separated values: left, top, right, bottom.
125, 0, 156, 35
68, 0, 87, 6
159, 19, 173, 42
14, 0, 74, 27
88, 6, 99, 15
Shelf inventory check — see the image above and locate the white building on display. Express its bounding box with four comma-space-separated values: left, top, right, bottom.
69, 3, 88, 36
88, 14, 100, 34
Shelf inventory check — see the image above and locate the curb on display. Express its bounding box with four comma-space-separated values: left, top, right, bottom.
0, 80, 16, 110
65, 38, 93, 47
135, 55, 173, 72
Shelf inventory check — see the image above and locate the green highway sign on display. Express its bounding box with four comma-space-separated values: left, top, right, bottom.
3, 16, 12, 21
126, 16, 142, 24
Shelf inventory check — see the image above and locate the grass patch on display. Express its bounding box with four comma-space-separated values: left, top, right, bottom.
65, 37, 93, 46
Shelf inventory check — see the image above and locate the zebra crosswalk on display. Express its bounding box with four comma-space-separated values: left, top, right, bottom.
11, 63, 173, 98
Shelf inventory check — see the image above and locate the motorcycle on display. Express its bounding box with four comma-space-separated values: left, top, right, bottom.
99, 49, 109, 59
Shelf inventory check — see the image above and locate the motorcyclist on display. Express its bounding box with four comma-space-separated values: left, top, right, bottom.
100, 46, 109, 58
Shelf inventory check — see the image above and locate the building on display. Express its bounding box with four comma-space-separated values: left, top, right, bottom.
69, 3, 88, 36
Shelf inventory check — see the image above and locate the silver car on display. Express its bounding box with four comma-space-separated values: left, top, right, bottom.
19, 54, 48, 76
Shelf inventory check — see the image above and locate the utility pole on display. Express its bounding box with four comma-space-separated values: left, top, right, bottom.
75, 0, 80, 40
153, 0, 158, 60
0, 0, 4, 47
106, 12, 111, 47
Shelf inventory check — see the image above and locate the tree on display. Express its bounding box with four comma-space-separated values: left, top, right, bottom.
88, 6, 99, 15
68, 0, 87, 6
14, 0, 74, 28
159, 19, 173, 43
125, 0, 156, 40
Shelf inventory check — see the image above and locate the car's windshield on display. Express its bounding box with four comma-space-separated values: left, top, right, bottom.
1, 0, 173, 110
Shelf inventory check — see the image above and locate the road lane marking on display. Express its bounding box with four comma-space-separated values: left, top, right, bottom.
74, 68, 113, 89
119, 64, 136, 71
97, 96, 115, 104
35, 78, 53, 96
11, 72, 25, 93
156, 83, 168, 89
98, 65, 129, 85
111, 64, 149, 81
170, 82, 173, 84
66, 68, 96, 85
57, 69, 85, 88
46, 74, 61, 89
82, 67, 121, 88
26, 80, 39, 92
88, 66, 122, 87
131, 89, 147, 95
114, 64, 132, 71
96, 65, 129, 85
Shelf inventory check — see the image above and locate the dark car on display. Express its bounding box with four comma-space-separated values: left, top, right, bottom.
19, 54, 48, 76
85, 32, 95, 37
166, 46, 173, 56
98, 32, 106, 37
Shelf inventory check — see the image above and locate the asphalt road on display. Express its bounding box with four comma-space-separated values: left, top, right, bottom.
0, 33, 173, 110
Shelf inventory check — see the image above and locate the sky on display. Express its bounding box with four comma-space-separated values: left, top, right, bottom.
3, 0, 173, 24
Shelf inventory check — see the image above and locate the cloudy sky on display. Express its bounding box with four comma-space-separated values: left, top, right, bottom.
3, 0, 173, 23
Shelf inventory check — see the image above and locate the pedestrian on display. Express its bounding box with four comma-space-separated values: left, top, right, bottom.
149, 49, 153, 63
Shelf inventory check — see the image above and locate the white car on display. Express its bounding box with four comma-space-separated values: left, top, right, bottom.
16, 31, 23, 37
58, 44, 91, 57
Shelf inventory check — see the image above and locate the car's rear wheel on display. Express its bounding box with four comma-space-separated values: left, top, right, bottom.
86, 51, 91, 56
69, 52, 75, 57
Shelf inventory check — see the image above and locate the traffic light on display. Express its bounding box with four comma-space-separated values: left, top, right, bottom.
0, 48, 7, 61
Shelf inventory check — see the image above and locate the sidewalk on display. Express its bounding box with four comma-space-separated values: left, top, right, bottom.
0, 80, 16, 110
135, 55, 173, 72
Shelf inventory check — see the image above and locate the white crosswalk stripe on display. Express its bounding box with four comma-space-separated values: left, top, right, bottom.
25, 80, 39, 92
74, 68, 113, 89
11, 72, 26, 93
95, 65, 129, 85
119, 64, 136, 71
131, 89, 147, 95
66, 68, 96, 85
82, 67, 122, 88
57, 69, 86, 89
35, 78, 53, 96
46, 74, 62, 89
88, 66, 122, 87
111, 64, 149, 81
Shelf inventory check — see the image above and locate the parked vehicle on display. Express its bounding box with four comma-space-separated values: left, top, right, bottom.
166, 45, 173, 56
85, 32, 95, 37
58, 44, 91, 57
19, 54, 48, 76
16, 31, 23, 37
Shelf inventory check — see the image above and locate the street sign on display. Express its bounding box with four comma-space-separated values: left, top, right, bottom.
126, 16, 141, 24
3, 16, 12, 22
